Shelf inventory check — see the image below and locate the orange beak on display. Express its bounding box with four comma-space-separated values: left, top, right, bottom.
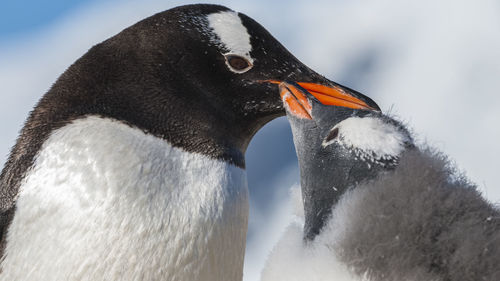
279, 82, 314, 119
265, 80, 379, 120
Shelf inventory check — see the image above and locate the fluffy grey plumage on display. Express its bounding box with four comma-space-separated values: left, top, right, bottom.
334, 148, 500, 281
265, 83, 500, 281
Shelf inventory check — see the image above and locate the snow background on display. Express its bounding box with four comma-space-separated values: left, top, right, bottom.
1, 0, 499, 280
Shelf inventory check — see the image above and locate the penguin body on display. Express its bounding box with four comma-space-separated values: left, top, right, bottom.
1, 116, 248, 280
263, 82, 500, 281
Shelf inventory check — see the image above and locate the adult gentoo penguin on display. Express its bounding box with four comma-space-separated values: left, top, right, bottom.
262, 82, 500, 281
0, 4, 379, 281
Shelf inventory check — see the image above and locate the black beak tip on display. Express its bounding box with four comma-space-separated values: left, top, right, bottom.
338, 84, 381, 112
364, 95, 382, 112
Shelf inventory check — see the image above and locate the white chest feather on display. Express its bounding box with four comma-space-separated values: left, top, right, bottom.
0, 116, 249, 281
261, 187, 366, 281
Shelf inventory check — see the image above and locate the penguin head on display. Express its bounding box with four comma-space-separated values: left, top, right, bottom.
280, 82, 413, 240
89, 5, 380, 143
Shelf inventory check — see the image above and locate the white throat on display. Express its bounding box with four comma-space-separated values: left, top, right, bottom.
261, 187, 364, 281
1, 116, 249, 281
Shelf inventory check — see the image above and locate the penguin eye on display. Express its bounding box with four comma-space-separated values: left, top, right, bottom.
325, 127, 339, 142
224, 54, 253, 73
322, 127, 339, 147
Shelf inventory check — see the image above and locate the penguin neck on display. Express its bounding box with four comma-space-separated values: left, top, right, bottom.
293, 129, 393, 241
300, 155, 385, 241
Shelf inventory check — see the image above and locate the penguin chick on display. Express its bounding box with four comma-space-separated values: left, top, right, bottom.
262, 82, 500, 281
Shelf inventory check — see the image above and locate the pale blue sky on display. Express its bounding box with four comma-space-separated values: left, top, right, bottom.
1, 0, 98, 40
1, 1, 499, 279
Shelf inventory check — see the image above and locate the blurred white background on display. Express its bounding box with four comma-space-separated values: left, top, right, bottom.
1, 0, 499, 280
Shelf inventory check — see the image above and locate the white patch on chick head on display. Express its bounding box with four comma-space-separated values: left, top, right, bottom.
322, 116, 410, 162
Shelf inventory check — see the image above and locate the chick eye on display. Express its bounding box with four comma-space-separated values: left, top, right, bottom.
322, 127, 339, 147
224, 54, 253, 73
326, 127, 339, 142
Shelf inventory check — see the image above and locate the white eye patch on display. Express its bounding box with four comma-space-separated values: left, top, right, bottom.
322, 116, 410, 161
207, 11, 254, 73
